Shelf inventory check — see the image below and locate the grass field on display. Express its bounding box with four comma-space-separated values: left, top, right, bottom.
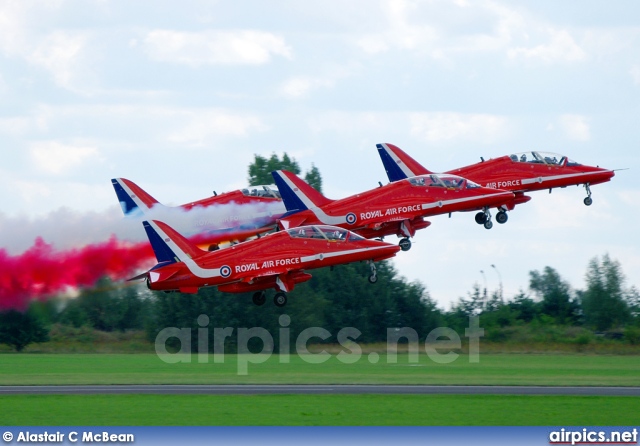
1, 353, 638, 426
2, 394, 639, 426
1, 353, 639, 386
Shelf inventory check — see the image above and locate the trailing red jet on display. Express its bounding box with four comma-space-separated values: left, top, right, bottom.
271, 169, 515, 251
376, 143, 615, 227
132, 220, 400, 306
111, 178, 285, 250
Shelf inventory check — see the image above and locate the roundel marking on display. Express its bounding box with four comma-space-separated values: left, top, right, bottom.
220, 265, 232, 278
346, 213, 357, 225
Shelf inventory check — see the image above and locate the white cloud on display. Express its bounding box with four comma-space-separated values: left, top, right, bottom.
30, 141, 101, 174
280, 77, 335, 99
631, 65, 640, 85
558, 114, 590, 141
508, 29, 587, 63
27, 31, 88, 89
142, 29, 292, 66
166, 109, 269, 146
409, 112, 509, 144
355, 0, 438, 55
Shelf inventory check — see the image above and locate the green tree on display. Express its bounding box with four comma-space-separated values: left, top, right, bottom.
508, 291, 540, 323
529, 266, 578, 325
581, 254, 630, 331
248, 153, 301, 186
0, 308, 50, 351
304, 163, 323, 193
248, 153, 324, 193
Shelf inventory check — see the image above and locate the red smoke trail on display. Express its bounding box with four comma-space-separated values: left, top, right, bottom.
0, 237, 154, 311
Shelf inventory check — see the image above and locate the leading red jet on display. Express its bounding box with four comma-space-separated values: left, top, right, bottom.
376, 143, 615, 227
112, 178, 285, 251
271, 169, 515, 251
132, 220, 400, 306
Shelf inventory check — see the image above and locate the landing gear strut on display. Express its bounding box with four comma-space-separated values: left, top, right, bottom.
252, 291, 266, 306
475, 207, 493, 229
368, 261, 378, 284
399, 238, 412, 252
584, 183, 593, 206
274, 292, 287, 307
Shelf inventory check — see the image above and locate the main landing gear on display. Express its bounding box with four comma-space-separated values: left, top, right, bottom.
252, 291, 266, 306
584, 183, 593, 206
475, 207, 508, 230
368, 261, 378, 284
274, 292, 287, 307
399, 238, 412, 252
252, 290, 288, 307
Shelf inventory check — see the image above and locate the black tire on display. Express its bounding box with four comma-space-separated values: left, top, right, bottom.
496, 211, 508, 224
399, 238, 412, 251
274, 292, 287, 307
475, 212, 487, 224
252, 291, 266, 306
484, 220, 493, 230
584, 197, 593, 206
368, 275, 378, 284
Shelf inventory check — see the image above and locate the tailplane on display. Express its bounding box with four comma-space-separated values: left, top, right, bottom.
111, 178, 163, 215
376, 143, 432, 182
271, 170, 333, 213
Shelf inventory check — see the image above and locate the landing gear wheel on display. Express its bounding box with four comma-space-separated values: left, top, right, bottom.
252, 291, 266, 306
399, 238, 412, 252
274, 292, 287, 307
484, 220, 493, 230
368, 274, 378, 284
495, 211, 508, 224
475, 212, 487, 224
584, 196, 593, 206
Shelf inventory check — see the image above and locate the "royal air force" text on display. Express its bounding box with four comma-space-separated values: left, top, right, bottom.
235, 258, 301, 274
360, 205, 423, 220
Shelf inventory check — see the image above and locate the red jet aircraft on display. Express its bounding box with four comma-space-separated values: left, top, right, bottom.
377, 143, 615, 228
271, 169, 515, 251
111, 178, 285, 250
133, 220, 401, 306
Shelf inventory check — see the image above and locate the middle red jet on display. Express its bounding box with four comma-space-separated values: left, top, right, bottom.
271, 170, 515, 251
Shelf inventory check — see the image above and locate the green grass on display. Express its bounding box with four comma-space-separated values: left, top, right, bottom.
1, 394, 638, 426
1, 353, 639, 386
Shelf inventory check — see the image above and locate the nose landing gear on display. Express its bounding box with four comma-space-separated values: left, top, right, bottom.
584, 183, 593, 206
368, 261, 378, 284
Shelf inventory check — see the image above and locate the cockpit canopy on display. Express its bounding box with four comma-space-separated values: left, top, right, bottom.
508, 151, 580, 167
407, 173, 481, 189
286, 225, 364, 242
241, 185, 281, 199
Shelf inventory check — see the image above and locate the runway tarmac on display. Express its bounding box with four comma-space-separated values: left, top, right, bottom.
1, 385, 639, 396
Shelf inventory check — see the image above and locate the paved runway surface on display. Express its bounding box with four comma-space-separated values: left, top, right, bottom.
1, 385, 639, 396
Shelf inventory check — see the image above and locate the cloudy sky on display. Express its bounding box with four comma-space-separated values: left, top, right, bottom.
1, 0, 638, 308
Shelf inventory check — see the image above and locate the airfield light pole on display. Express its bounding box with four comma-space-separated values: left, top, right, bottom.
491, 264, 503, 301
479, 270, 487, 308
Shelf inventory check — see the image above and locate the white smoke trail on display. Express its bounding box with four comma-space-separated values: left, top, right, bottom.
0, 200, 286, 255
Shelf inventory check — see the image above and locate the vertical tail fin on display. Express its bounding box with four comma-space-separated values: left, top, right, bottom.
376, 143, 432, 182
111, 178, 162, 215
271, 170, 333, 212
143, 220, 206, 265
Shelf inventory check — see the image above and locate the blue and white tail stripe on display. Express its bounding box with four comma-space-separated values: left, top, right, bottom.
271, 171, 309, 213
143, 220, 224, 280
143, 221, 180, 266
272, 171, 352, 226
112, 179, 145, 215
376, 143, 414, 182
